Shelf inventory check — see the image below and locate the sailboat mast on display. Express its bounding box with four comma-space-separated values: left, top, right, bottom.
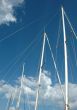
16, 63, 25, 110
61, 7, 69, 110
35, 31, 46, 110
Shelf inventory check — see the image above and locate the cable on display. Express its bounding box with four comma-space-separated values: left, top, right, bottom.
64, 10, 77, 40
1, 31, 42, 81
0, 16, 43, 43
45, 12, 58, 29
46, 35, 65, 103
0, 9, 59, 80
0, 11, 58, 43
0, 26, 25, 43
55, 18, 62, 84
71, 36, 77, 67
1, 11, 59, 83
56, 18, 61, 61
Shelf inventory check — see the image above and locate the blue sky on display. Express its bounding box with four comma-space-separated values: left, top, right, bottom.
0, 0, 77, 110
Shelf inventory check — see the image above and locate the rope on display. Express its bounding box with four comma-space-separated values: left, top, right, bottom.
46, 35, 65, 103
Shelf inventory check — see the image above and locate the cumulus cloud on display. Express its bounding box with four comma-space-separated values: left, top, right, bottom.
0, 0, 24, 25
0, 70, 77, 110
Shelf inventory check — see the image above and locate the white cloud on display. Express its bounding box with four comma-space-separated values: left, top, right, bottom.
9, 107, 15, 110
0, 0, 24, 25
0, 70, 77, 110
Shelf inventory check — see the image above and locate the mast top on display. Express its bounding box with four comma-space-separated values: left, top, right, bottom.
61, 5, 64, 10
43, 28, 47, 39
22, 63, 25, 77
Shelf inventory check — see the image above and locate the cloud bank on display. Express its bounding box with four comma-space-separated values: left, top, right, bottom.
0, 70, 77, 110
0, 0, 24, 25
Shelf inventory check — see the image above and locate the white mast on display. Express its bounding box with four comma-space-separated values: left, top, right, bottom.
35, 31, 46, 110
61, 7, 69, 110
16, 63, 25, 110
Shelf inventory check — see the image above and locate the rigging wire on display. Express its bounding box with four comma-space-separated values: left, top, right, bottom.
0, 25, 25, 43
66, 53, 73, 110
1, 30, 42, 81
45, 13, 58, 29
68, 56, 74, 83
0, 11, 58, 82
56, 18, 62, 59
46, 35, 65, 103
3, 35, 42, 84
0, 11, 58, 43
65, 21, 77, 83
0, 15, 45, 43
66, 41, 74, 83
26, 12, 59, 79
0, 11, 59, 109
67, 37, 76, 83
55, 18, 62, 83
71, 36, 77, 67
64, 10, 77, 40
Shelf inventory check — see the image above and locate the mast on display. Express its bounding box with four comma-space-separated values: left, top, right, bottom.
35, 31, 46, 110
16, 63, 25, 110
6, 94, 12, 110
61, 7, 69, 110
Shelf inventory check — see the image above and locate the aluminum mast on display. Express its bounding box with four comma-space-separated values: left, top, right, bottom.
16, 63, 25, 110
34, 31, 46, 110
61, 7, 69, 110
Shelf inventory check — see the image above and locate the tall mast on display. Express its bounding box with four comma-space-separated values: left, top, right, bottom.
61, 7, 69, 110
35, 31, 46, 110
